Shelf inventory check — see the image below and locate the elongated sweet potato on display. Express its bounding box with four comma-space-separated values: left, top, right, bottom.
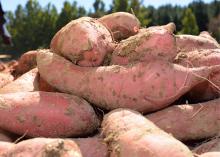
74, 137, 108, 157
193, 137, 220, 154
111, 25, 177, 65
98, 12, 140, 41
199, 152, 220, 157
1, 138, 82, 157
37, 50, 214, 113
0, 73, 14, 89
146, 98, 220, 141
0, 68, 56, 93
176, 34, 220, 52
0, 68, 39, 93
0, 91, 99, 137
175, 49, 220, 102
51, 17, 114, 67
14, 50, 38, 76
0, 142, 15, 156
102, 109, 193, 157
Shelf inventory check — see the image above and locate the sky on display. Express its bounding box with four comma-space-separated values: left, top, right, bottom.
1, 0, 214, 12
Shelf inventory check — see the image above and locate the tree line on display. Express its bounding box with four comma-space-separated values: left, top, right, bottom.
1, 0, 220, 58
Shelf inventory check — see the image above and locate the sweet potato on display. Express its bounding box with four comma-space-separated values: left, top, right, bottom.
0, 68, 56, 93
50, 17, 114, 67
0, 91, 99, 137
14, 50, 37, 76
74, 137, 108, 157
37, 50, 214, 113
111, 25, 177, 65
144, 22, 176, 34
199, 31, 219, 45
146, 98, 220, 141
98, 12, 140, 41
176, 34, 220, 52
199, 152, 220, 157
1, 138, 82, 157
174, 49, 220, 102
0, 73, 14, 88
101, 109, 193, 157
0, 68, 39, 94
0, 142, 15, 156
193, 137, 220, 154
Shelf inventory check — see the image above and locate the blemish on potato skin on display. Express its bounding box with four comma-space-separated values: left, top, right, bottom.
97, 76, 104, 81
32, 116, 42, 127
112, 90, 116, 96
64, 106, 75, 116
133, 75, 136, 82
123, 95, 127, 99
16, 115, 26, 123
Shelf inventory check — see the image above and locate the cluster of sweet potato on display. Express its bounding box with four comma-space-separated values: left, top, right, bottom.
0, 12, 220, 157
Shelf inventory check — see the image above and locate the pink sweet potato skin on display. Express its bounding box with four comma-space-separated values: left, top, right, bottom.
0, 91, 99, 137
2, 138, 82, 157
50, 17, 114, 67
102, 109, 193, 157
0, 68, 57, 93
199, 152, 220, 157
174, 49, 220, 101
74, 137, 108, 157
193, 138, 220, 154
0, 142, 15, 156
176, 34, 220, 52
14, 50, 38, 76
199, 31, 220, 45
146, 98, 220, 141
98, 12, 140, 41
0, 68, 39, 94
37, 50, 214, 113
111, 26, 177, 65
0, 73, 14, 89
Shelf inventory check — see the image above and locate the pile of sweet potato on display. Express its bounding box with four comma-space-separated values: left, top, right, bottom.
0, 12, 220, 157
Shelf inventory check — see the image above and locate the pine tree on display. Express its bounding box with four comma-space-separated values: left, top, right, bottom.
180, 8, 199, 35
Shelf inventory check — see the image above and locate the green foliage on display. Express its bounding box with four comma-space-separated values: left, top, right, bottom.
180, 8, 199, 35
0, 0, 219, 58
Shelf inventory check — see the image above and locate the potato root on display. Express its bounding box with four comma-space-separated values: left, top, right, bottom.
98, 12, 140, 41
146, 98, 220, 141
51, 17, 114, 67
0, 91, 99, 137
37, 50, 214, 113
102, 109, 193, 157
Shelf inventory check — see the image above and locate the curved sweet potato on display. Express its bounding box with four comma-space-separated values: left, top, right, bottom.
2, 138, 82, 157
0, 91, 99, 137
0, 68, 56, 94
174, 49, 220, 102
98, 12, 140, 41
14, 50, 38, 76
51, 17, 114, 67
0, 68, 39, 94
102, 109, 193, 157
37, 50, 214, 113
176, 34, 220, 52
74, 137, 108, 157
111, 25, 177, 65
146, 98, 220, 141
193, 138, 220, 154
